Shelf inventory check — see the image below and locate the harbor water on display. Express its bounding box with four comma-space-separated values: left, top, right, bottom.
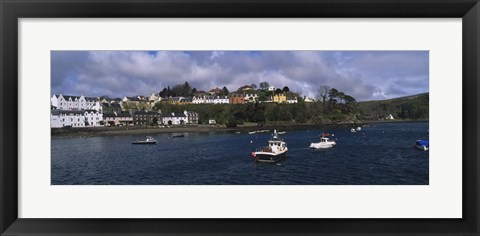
51, 122, 429, 185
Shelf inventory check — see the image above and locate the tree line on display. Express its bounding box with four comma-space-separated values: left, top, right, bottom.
153, 85, 360, 126
152, 83, 427, 126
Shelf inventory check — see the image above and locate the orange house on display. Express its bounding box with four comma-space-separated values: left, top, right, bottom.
229, 94, 245, 104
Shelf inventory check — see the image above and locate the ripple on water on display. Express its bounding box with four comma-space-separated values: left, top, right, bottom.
51, 122, 429, 185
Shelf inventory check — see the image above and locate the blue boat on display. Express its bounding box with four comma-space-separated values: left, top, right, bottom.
415, 140, 429, 151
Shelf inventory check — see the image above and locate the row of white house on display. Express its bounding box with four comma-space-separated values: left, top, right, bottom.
51, 94, 104, 128
192, 95, 229, 104
51, 108, 200, 128
51, 94, 102, 112
51, 109, 103, 128
192, 94, 259, 104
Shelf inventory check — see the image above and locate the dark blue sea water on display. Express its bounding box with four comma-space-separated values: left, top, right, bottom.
51, 122, 429, 185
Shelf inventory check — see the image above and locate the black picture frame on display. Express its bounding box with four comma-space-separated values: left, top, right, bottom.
1, 0, 479, 235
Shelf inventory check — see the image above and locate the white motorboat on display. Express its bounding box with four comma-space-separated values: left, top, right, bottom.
132, 136, 157, 144
251, 130, 288, 163
310, 133, 336, 149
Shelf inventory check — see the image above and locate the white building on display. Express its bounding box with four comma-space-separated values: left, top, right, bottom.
51, 110, 86, 128
268, 85, 276, 91
51, 94, 101, 112
83, 109, 103, 127
205, 96, 214, 104
51, 109, 104, 128
304, 97, 315, 103
192, 96, 206, 104
184, 110, 199, 124
162, 112, 188, 125
286, 97, 298, 104
208, 119, 217, 125
244, 93, 258, 103
386, 114, 395, 120
148, 93, 161, 103
204, 96, 229, 104
213, 96, 229, 104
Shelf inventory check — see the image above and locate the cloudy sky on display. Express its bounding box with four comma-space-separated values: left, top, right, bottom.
51, 50, 428, 101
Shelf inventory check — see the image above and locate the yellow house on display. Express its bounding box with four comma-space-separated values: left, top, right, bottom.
273, 94, 287, 104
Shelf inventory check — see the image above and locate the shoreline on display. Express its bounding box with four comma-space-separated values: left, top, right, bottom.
51, 119, 428, 138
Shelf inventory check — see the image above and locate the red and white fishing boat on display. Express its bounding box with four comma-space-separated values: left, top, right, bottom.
251, 130, 288, 163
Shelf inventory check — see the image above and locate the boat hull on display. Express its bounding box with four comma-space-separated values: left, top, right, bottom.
254, 152, 287, 163
310, 143, 334, 149
132, 141, 157, 144
415, 144, 428, 151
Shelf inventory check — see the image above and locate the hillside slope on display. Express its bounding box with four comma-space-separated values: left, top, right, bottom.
357, 93, 429, 120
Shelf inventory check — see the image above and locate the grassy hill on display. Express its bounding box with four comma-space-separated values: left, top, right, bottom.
356, 93, 429, 121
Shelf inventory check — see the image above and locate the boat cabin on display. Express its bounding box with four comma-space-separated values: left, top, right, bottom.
265, 138, 287, 152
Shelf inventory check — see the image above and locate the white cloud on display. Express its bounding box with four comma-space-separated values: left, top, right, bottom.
51, 51, 429, 101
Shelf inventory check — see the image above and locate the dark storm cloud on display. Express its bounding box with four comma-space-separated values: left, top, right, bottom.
51, 50, 428, 101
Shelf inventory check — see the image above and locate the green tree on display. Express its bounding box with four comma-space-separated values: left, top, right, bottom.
220, 86, 229, 96
182, 81, 192, 96
259, 81, 270, 90
317, 85, 330, 104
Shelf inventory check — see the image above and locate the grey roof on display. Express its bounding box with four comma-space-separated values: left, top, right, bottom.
102, 102, 121, 108
51, 110, 85, 115
163, 113, 186, 118
57, 94, 98, 102
126, 97, 143, 101
103, 113, 116, 117
104, 113, 132, 118
180, 98, 192, 102
117, 113, 132, 117
207, 96, 228, 99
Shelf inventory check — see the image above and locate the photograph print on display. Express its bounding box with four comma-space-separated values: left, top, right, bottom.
51, 50, 429, 185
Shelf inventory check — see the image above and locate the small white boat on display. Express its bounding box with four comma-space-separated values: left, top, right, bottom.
356, 127, 362, 131
132, 136, 157, 144
277, 131, 287, 134
310, 133, 336, 149
351, 128, 356, 133
256, 129, 270, 133
251, 130, 288, 163
248, 131, 257, 134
